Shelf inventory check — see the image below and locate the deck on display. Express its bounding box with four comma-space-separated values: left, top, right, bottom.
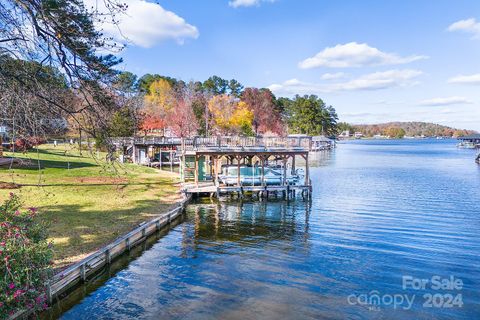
180, 136, 311, 154
182, 182, 312, 199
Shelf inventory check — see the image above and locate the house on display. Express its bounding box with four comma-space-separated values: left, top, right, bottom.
354, 132, 364, 139
338, 130, 350, 139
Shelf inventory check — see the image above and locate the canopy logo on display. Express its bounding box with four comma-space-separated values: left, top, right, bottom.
347, 275, 464, 311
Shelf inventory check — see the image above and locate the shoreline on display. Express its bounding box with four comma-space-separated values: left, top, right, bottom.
11, 192, 191, 320
47, 193, 191, 302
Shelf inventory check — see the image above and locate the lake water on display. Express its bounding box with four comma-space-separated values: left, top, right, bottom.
45, 139, 480, 319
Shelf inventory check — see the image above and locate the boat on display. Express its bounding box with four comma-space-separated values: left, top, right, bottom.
218, 165, 301, 186
457, 141, 476, 149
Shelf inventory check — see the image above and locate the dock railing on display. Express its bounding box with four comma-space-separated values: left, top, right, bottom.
111, 136, 182, 146
111, 136, 313, 152
181, 136, 312, 152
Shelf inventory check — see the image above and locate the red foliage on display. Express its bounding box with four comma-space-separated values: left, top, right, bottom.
166, 99, 199, 137
241, 88, 284, 135
139, 115, 166, 134
14, 137, 46, 151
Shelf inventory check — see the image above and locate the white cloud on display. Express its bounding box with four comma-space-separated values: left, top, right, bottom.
229, 0, 275, 8
268, 69, 423, 96
330, 69, 422, 91
448, 73, 480, 85
86, 0, 199, 48
447, 18, 480, 39
298, 42, 428, 69
321, 72, 347, 80
418, 96, 473, 106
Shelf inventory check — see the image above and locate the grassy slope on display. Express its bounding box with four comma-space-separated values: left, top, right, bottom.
0, 144, 181, 269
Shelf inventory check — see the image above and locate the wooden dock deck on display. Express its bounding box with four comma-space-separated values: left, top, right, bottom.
182, 182, 312, 200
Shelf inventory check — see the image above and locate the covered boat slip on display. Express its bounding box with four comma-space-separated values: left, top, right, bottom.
180, 136, 313, 199
457, 134, 480, 149
112, 136, 181, 168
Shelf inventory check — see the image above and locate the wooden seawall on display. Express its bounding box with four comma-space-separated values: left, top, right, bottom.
46, 195, 192, 304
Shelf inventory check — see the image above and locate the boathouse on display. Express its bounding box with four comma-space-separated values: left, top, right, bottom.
112, 135, 315, 199
311, 135, 335, 151
458, 134, 480, 148
179, 136, 313, 199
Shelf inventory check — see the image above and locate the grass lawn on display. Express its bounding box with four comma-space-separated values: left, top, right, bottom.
0, 144, 182, 270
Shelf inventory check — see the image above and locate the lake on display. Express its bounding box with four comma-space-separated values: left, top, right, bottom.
44, 139, 480, 319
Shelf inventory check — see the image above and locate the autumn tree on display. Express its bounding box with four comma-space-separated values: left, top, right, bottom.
208, 95, 236, 134
208, 95, 254, 135
384, 127, 406, 139
166, 99, 199, 137
241, 88, 284, 135
141, 79, 175, 135
229, 101, 254, 136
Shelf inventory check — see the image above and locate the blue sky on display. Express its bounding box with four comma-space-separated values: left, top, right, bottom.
98, 0, 480, 130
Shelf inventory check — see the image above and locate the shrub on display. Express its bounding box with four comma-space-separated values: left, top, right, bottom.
0, 194, 53, 318
14, 137, 47, 151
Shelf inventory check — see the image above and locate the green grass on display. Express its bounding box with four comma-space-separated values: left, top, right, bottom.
0, 145, 181, 270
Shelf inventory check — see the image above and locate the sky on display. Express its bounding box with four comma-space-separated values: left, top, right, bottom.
95, 0, 480, 130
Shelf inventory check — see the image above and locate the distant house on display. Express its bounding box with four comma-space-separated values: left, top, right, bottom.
354, 132, 364, 139
338, 130, 350, 139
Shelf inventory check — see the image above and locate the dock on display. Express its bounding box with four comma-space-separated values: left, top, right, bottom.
111, 136, 181, 169
111, 135, 322, 199
178, 136, 313, 200
311, 135, 335, 151
457, 134, 480, 149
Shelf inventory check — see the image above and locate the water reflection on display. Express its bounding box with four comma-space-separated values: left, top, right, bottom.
43, 140, 480, 320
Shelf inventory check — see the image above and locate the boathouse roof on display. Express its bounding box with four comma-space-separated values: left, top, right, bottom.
458, 134, 480, 140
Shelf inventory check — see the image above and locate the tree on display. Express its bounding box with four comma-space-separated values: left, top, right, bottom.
384, 127, 406, 138
287, 95, 338, 136
137, 74, 178, 94
166, 99, 199, 137
141, 79, 175, 134
228, 79, 244, 98
109, 107, 136, 137
203, 76, 244, 97
208, 95, 254, 135
203, 76, 229, 95
241, 88, 284, 135
0, 0, 125, 142
191, 93, 209, 136
337, 122, 355, 134
0, 58, 72, 138
229, 101, 254, 136
114, 72, 138, 95
145, 79, 175, 109
208, 94, 237, 134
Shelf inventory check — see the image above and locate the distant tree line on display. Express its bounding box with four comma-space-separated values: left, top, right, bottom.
337, 122, 476, 138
